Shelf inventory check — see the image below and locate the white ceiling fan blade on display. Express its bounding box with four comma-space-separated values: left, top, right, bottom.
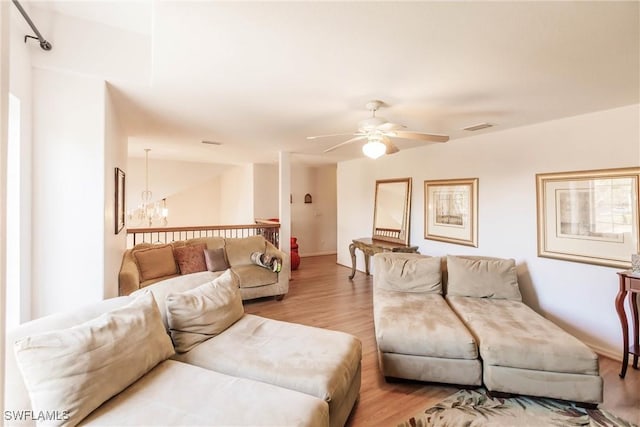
378, 122, 405, 132
381, 136, 400, 154
393, 131, 449, 143
323, 136, 367, 153
306, 132, 355, 140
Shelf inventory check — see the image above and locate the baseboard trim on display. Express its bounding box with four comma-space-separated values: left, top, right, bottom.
300, 251, 337, 258
585, 341, 623, 363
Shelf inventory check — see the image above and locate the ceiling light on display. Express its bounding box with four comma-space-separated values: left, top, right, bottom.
362, 137, 386, 159
128, 148, 168, 227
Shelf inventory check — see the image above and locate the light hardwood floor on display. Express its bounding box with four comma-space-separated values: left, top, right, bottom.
243, 255, 640, 426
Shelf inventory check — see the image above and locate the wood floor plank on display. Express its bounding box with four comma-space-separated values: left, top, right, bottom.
243, 255, 640, 426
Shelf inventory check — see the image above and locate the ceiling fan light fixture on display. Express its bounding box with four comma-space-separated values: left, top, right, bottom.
362, 138, 386, 159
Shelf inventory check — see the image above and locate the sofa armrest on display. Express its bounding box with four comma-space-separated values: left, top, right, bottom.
119, 250, 141, 296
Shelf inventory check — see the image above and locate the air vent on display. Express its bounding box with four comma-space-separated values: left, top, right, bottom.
463, 123, 493, 132
201, 140, 223, 145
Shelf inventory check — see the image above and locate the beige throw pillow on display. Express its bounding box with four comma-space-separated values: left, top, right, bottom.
133, 244, 178, 281
446, 255, 522, 300
375, 253, 442, 294
13, 292, 175, 427
166, 270, 244, 353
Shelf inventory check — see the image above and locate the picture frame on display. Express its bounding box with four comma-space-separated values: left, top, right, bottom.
424, 178, 478, 247
115, 167, 126, 234
536, 167, 640, 268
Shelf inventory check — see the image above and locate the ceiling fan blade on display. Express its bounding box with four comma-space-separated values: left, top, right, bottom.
378, 122, 405, 132
393, 131, 449, 143
307, 132, 355, 140
381, 137, 400, 155
323, 135, 367, 153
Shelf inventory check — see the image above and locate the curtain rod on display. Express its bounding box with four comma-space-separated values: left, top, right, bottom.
12, 0, 52, 51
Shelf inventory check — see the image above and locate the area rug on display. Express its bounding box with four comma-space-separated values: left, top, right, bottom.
398, 389, 637, 427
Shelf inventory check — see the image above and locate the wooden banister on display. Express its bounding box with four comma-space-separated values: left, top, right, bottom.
126, 222, 280, 248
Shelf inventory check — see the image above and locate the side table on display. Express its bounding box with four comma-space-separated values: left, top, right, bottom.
615, 270, 640, 378
348, 237, 419, 280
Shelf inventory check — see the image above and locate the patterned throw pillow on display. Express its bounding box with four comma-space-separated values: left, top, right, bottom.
173, 243, 207, 275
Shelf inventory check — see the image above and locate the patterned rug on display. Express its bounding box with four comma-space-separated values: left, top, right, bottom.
398, 389, 637, 427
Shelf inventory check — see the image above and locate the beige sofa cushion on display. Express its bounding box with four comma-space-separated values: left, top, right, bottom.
133, 244, 178, 282
446, 255, 522, 301
131, 270, 223, 329
231, 264, 278, 288
173, 314, 362, 406
81, 360, 330, 427
447, 296, 599, 375
166, 271, 244, 353
225, 235, 267, 266
373, 288, 477, 360
374, 253, 442, 293
14, 292, 174, 426
186, 236, 226, 250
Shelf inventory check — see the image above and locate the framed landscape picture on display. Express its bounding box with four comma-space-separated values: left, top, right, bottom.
536, 167, 640, 268
424, 178, 478, 247
115, 167, 126, 234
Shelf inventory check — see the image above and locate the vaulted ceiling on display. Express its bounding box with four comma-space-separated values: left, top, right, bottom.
23, 1, 640, 165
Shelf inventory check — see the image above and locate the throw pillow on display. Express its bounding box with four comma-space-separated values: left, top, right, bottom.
133, 244, 178, 281
204, 247, 230, 272
174, 243, 208, 275
375, 253, 442, 293
446, 255, 522, 301
165, 270, 244, 353
14, 292, 174, 427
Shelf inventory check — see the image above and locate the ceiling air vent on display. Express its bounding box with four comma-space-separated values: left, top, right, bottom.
463, 123, 493, 132
201, 140, 223, 145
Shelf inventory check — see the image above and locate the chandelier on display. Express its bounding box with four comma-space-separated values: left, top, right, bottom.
128, 148, 168, 227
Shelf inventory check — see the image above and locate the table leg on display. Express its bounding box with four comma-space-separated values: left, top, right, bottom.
616, 282, 629, 378
348, 243, 356, 280
630, 292, 639, 370
364, 254, 371, 275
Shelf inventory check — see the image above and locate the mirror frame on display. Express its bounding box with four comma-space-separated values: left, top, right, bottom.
372, 177, 412, 245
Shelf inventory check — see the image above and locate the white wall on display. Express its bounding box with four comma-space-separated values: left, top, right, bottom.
253, 163, 279, 220
291, 164, 337, 256
103, 86, 128, 299
8, 5, 33, 324
163, 176, 221, 226
31, 69, 106, 317
219, 164, 255, 224
337, 104, 640, 359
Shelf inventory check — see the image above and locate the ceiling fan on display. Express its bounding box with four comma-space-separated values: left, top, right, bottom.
307, 100, 449, 159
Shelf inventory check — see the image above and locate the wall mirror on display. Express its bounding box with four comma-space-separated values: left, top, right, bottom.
372, 178, 412, 245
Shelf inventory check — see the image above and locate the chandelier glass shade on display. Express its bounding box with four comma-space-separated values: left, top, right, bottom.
362, 136, 386, 159
128, 149, 168, 227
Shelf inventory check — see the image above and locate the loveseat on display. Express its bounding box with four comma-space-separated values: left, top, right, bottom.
6, 270, 362, 427
372, 252, 603, 405
119, 235, 289, 301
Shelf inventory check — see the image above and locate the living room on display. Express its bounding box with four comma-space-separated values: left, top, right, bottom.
1, 1, 639, 426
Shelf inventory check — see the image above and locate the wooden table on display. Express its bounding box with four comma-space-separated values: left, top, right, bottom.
348, 238, 419, 279
616, 270, 640, 378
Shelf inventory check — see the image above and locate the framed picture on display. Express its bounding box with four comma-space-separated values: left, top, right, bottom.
536, 167, 640, 268
115, 167, 126, 234
424, 178, 478, 247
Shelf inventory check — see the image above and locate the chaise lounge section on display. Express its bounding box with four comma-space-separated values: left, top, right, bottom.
373, 253, 482, 386
372, 252, 603, 405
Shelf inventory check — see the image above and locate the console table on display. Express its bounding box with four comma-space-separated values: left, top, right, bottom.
348, 238, 419, 280
616, 270, 640, 378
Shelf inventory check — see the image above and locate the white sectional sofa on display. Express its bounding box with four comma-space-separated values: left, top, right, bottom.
6, 270, 362, 427
372, 252, 603, 406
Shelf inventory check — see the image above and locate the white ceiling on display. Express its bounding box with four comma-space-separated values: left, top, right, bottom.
27, 1, 640, 165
